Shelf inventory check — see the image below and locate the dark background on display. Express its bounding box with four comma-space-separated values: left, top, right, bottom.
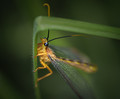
0, 0, 120, 99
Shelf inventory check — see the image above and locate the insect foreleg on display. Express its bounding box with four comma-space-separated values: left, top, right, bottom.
35, 60, 53, 87
34, 53, 47, 58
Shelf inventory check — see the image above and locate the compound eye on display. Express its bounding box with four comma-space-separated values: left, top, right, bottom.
44, 42, 48, 46
44, 37, 46, 39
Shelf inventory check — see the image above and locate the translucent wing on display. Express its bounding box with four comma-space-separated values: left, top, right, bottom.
49, 45, 90, 63
49, 45, 97, 73
48, 45, 96, 99
48, 55, 95, 99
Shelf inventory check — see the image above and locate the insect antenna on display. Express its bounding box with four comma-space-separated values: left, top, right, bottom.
48, 34, 84, 42
47, 29, 50, 40
43, 3, 50, 41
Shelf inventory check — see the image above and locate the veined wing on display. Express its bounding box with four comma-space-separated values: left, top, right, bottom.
48, 45, 96, 99
49, 45, 97, 73
48, 55, 96, 99
49, 45, 90, 63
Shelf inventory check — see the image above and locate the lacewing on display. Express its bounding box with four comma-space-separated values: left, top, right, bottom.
34, 30, 97, 99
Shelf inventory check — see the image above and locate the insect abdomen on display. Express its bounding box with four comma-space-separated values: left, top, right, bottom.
57, 57, 97, 73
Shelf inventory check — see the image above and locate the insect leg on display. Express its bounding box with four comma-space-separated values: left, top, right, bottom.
35, 60, 53, 87
34, 53, 47, 58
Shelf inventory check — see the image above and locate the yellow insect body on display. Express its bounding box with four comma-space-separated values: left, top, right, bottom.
57, 57, 97, 73
34, 4, 97, 99
34, 38, 97, 87
34, 38, 55, 87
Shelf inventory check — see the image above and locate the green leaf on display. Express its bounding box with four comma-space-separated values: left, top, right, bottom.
34, 16, 120, 40
33, 16, 120, 99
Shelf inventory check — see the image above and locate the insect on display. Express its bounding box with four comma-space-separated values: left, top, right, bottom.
34, 3, 97, 98
34, 30, 97, 88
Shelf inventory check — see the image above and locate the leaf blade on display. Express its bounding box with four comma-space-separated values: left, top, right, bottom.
34, 16, 120, 39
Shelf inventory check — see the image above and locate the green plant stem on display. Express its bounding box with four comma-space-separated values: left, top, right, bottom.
33, 31, 41, 99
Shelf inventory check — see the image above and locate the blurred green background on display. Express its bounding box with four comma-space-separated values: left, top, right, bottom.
1, 0, 120, 99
